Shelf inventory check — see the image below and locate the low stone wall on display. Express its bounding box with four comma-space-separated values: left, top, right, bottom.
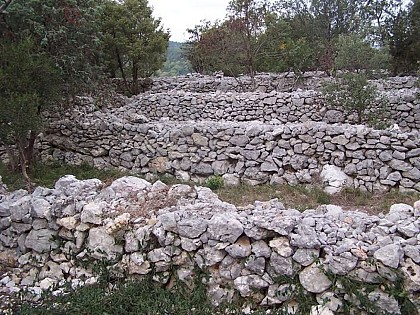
145, 72, 418, 94
39, 105, 420, 193
0, 176, 419, 313
129, 89, 420, 131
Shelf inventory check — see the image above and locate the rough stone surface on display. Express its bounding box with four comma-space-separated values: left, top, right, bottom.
299, 263, 332, 293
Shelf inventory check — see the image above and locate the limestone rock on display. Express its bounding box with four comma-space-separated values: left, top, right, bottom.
299, 263, 332, 293
208, 214, 243, 243
374, 244, 403, 268
225, 236, 252, 258
25, 229, 58, 253
320, 165, 351, 194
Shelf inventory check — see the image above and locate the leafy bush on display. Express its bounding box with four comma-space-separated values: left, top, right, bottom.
322, 73, 391, 128
205, 175, 224, 190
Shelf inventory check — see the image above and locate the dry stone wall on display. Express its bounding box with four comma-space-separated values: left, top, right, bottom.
40, 106, 420, 193
1, 176, 420, 314
129, 89, 420, 131
34, 74, 420, 193
146, 72, 419, 94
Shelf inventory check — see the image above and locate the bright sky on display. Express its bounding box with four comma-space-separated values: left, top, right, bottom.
148, 0, 230, 42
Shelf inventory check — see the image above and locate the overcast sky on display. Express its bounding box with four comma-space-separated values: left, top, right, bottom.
148, 0, 230, 42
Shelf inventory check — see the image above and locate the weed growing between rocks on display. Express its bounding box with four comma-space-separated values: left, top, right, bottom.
206, 175, 224, 191
321, 267, 418, 315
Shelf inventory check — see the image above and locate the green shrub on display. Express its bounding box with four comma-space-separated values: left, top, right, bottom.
205, 175, 224, 191
322, 72, 391, 128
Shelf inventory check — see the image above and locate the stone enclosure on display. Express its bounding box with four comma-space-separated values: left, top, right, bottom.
38, 73, 420, 193
1, 73, 420, 313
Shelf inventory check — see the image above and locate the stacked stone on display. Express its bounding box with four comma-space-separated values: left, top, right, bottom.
0, 176, 419, 314
40, 116, 420, 193
125, 89, 420, 131
145, 73, 418, 94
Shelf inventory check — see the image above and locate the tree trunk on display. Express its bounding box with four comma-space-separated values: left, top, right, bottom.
132, 62, 139, 95
116, 47, 131, 95
24, 130, 37, 167
17, 141, 32, 191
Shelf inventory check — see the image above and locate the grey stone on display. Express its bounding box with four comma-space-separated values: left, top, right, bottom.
208, 214, 243, 243
292, 248, 320, 266
270, 252, 293, 276
373, 244, 403, 268
269, 237, 293, 257
178, 218, 207, 238
87, 226, 117, 258
245, 255, 266, 275
320, 165, 350, 194
389, 160, 413, 172
81, 202, 105, 225
229, 135, 249, 147
251, 240, 272, 258
368, 290, 401, 315
225, 236, 252, 258
233, 275, 269, 297
25, 228, 58, 253
299, 262, 332, 293
192, 133, 208, 147
327, 252, 358, 275
10, 196, 31, 222
222, 174, 240, 186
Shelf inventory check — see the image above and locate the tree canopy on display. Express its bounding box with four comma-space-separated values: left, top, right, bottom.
184, 0, 420, 77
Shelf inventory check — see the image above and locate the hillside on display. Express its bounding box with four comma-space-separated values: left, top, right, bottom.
155, 41, 192, 77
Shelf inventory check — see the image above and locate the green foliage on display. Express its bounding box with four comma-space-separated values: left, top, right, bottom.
257, 15, 313, 75
0, 38, 61, 183
323, 267, 416, 315
185, 0, 269, 80
184, 0, 419, 76
16, 274, 217, 315
334, 34, 391, 72
322, 73, 390, 127
387, 0, 420, 74
1, 0, 104, 95
155, 41, 192, 76
206, 175, 224, 191
100, 0, 169, 94
185, 19, 248, 76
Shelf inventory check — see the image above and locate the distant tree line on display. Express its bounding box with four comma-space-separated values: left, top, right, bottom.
155, 41, 192, 77
184, 0, 420, 77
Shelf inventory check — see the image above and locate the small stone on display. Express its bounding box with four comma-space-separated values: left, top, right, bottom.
269, 237, 293, 257
225, 236, 252, 258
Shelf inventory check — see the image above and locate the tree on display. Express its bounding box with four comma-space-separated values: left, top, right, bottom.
274, 0, 390, 73
101, 0, 169, 95
334, 33, 391, 72
0, 0, 105, 184
0, 0, 104, 95
257, 14, 314, 75
0, 0, 13, 13
0, 38, 61, 187
387, 0, 420, 74
185, 19, 249, 77
226, 0, 269, 80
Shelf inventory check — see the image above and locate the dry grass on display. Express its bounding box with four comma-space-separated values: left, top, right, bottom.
217, 184, 420, 215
